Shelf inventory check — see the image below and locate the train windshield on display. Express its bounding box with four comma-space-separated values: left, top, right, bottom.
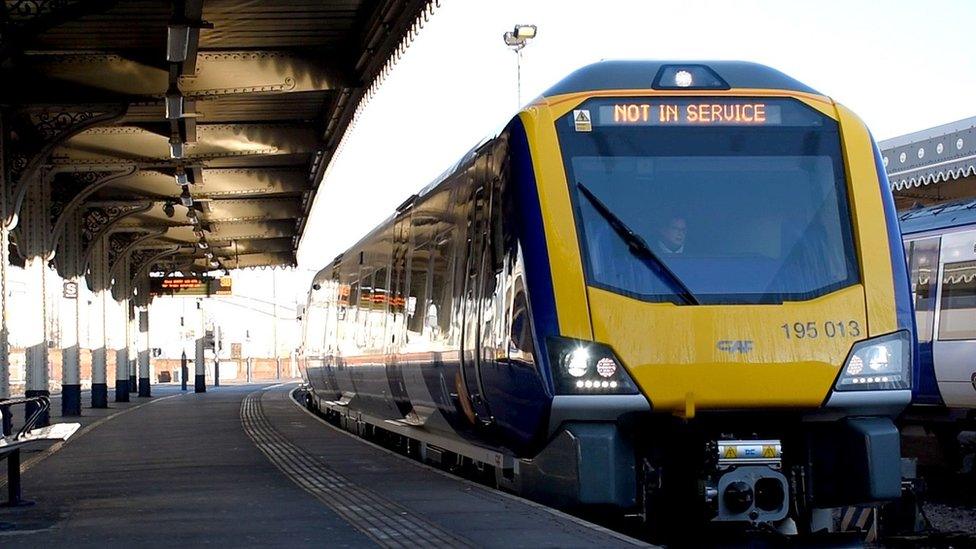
557, 97, 859, 305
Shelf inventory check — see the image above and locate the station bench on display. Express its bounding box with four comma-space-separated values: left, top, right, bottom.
0, 396, 80, 506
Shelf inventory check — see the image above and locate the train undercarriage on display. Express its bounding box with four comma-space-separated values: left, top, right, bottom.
299, 387, 921, 545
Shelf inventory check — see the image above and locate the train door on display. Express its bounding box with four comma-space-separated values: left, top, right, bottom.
932, 230, 976, 408
460, 161, 494, 426
906, 236, 941, 403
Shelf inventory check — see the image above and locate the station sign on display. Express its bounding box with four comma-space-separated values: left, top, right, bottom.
150, 276, 233, 297
63, 281, 79, 299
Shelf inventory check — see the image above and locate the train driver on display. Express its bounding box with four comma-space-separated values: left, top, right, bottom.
656, 215, 687, 254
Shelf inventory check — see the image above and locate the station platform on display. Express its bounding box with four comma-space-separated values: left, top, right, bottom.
0, 383, 646, 548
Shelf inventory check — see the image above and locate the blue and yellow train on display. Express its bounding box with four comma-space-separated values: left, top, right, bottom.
301, 61, 914, 537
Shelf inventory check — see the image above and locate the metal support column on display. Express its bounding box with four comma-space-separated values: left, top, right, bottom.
137, 307, 150, 397
23, 176, 51, 426
127, 300, 136, 395
60, 276, 82, 415
114, 296, 129, 402
0, 114, 9, 423
194, 334, 205, 393
0, 222, 9, 435
180, 350, 187, 391
194, 299, 205, 392
90, 239, 109, 408
213, 325, 220, 387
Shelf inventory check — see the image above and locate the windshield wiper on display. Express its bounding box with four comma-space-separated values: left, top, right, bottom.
576, 182, 699, 305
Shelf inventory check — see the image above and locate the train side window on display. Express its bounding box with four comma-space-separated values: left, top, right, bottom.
509, 291, 535, 359
348, 280, 359, 316
374, 267, 389, 311
431, 228, 458, 340
372, 267, 389, 352
908, 237, 940, 344
390, 247, 408, 345
358, 271, 373, 349
938, 260, 976, 341
360, 270, 373, 312
303, 302, 327, 355
406, 240, 431, 338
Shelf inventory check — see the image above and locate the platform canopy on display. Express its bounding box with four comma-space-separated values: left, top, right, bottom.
881, 116, 976, 210
0, 0, 435, 283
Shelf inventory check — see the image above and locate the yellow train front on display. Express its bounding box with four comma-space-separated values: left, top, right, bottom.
301, 60, 914, 539
518, 61, 915, 536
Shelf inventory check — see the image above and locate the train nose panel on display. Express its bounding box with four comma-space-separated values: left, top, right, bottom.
586, 285, 869, 414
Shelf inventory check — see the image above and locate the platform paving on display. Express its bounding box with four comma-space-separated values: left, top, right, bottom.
0, 383, 647, 548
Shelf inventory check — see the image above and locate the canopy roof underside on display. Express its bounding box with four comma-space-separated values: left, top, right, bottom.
1, 0, 434, 275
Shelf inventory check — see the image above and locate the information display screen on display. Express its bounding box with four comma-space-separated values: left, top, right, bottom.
568, 98, 823, 131
150, 276, 232, 297
598, 101, 779, 126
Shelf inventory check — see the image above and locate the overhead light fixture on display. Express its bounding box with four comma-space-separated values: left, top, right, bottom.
175, 169, 189, 186
165, 89, 184, 120
209, 260, 219, 268
162, 201, 175, 218
197, 239, 208, 250
167, 24, 191, 62
204, 251, 214, 259
180, 186, 193, 207
170, 140, 185, 159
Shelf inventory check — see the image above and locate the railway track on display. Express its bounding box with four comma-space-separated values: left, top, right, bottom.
290, 388, 976, 547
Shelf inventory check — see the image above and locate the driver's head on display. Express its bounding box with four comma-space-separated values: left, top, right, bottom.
661, 216, 687, 251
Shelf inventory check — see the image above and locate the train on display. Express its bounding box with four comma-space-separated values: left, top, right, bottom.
900, 199, 976, 461
300, 60, 914, 540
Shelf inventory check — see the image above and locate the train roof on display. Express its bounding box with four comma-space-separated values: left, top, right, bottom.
539, 60, 821, 97
899, 198, 976, 235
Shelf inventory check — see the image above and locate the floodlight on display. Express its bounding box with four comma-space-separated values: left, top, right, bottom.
513, 25, 537, 39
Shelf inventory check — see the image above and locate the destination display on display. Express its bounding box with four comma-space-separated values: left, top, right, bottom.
150, 276, 233, 297
565, 97, 837, 132
595, 101, 781, 126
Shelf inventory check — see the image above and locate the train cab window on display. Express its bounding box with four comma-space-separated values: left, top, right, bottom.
557, 97, 858, 305
907, 238, 940, 343
938, 260, 976, 341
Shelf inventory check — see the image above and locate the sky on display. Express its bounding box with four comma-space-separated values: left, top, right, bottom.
297, 0, 976, 270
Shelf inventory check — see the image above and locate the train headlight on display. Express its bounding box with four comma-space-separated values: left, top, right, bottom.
548, 337, 639, 395
653, 64, 730, 90
563, 347, 590, 378
835, 331, 911, 391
